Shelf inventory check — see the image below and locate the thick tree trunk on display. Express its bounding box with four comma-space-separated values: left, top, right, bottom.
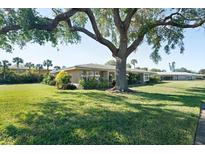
115, 56, 128, 91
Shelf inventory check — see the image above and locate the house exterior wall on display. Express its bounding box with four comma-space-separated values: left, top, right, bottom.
61, 68, 154, 84
161, 75, 197, 80
64, 69, 82, 83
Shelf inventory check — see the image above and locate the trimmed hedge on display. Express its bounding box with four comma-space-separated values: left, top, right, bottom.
0, 72, 43, 84
147, 76, 161, 84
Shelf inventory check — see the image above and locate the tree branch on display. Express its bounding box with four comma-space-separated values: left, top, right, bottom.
127, 12, 205, 56
0, 9, 78, 34
163, 9, 181, 22
72, 8, 118, 55
126, 35, 144, 57
0, 8, 118, 56
124, 8, 138, 30
113, 8, 124, 33
157, 19, 205, 28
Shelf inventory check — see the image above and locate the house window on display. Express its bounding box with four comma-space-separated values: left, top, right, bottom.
144, 74, 149, 82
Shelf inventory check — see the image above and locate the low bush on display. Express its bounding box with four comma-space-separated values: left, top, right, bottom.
147, 76, 161, 84
128, 73, 141, 85
42, 74, 56, 86
55, 71, 72, 89
0, 72, 43, 84
61, 83, 77, 90
79, 78, 109, 89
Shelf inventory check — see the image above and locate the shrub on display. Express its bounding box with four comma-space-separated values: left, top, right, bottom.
79, 78, 109, 89
147, 76, 161, 84
128, 73, 141, 85
98, 80, 109, 89
55, 70, 71, 89
42, 74, 56, 86
0, 71, 43, 84
62, 83, 77, 90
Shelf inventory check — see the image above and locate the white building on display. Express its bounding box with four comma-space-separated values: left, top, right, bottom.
157, 72, 205, 80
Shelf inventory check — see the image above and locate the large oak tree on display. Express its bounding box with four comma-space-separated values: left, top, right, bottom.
0, 8, 205, 91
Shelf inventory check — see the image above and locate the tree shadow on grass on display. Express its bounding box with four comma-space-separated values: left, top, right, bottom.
128, 81, 168, 88
186, 87, 205, 94
4, 96, 198, 145
57, 88, 204, 108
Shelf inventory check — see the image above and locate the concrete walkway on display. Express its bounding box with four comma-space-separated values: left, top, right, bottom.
195, 103, 205, 145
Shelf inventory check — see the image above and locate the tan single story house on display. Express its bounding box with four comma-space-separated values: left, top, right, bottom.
51, 63, 157, 84
157, 72, 205, 80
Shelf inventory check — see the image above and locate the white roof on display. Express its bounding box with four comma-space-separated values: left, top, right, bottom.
64, 63, 156, 74
157, 72, 204, 76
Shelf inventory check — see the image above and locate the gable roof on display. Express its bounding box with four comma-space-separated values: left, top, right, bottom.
62, 63, 156, 74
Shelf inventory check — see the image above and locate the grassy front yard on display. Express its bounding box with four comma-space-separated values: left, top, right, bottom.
0, 81, 205, 144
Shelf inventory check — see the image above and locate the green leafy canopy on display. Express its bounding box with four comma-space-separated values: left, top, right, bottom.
0, 8, 205, 63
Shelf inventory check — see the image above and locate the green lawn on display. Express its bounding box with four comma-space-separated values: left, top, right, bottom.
0, 81, 205, 144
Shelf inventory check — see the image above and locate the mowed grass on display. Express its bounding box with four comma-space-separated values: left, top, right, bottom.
0, 81, 205, 144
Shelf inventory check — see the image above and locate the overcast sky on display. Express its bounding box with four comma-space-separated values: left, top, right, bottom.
0, 9, 205, 72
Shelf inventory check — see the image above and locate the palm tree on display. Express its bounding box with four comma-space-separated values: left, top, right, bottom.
2, 60, 11, 79
169, 61, 176, 72
25, 62, 35, 73
35, 64, 43, 74
131, 59, 138, 69
13, 57, 23, 71
43, 59, 53, 73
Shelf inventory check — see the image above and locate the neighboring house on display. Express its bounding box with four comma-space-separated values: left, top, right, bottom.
50, 63, 157, 84
157, 72, 205, 80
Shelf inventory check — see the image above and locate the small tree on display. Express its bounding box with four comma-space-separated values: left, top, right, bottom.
43, 60, 53, 73
131, 59, 138, 69
13, 57, 23, 71
105, 60, 116, 66
199, 69, 205, 74
126, 63, 132, 68
169, 62, 176, 72
25, 62, 35, 73
150, 68, 162, 72
1, 60, 11, 79
55, 70, 71, 89
35, 64, 43, 74
54, 66, 61, 70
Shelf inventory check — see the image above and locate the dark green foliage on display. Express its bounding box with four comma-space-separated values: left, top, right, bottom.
126, 63, 132, 68
42, 74, 56, 86
25, 62, 35, 70
54, 66, 61, 70
105, 60, 116, 66
147, 76, 161, 84
150, 68, 163, 72
174, 67, 195, 73
128, 73, 141, 85
43, 60, 53, 72
0, 72, 43, 84
199, 69, 205, 74
13, 57, 24, 68
59, 74, 71, 85
61, 83, 77, 90
79, 78, 109, 89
